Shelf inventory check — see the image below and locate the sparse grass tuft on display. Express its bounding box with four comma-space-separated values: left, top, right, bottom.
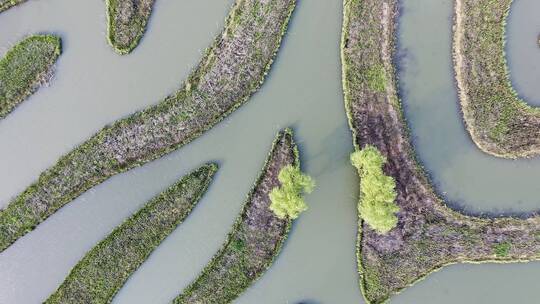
493, 241, 511, 257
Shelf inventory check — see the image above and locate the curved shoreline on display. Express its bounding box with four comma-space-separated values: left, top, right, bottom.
106, 0, 156, 54
0, 34, 61, 120
342, 0, 540, 303
0, 0, 296, 253
46, 163, 217, 303
453, 0, 540, 158
174, 129, 298, 303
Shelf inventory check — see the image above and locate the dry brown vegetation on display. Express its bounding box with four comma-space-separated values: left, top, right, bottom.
342, 0, 540, 303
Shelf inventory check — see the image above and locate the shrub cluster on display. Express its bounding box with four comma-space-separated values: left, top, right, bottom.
269, 165, 314, 219
351, 145, 398, 234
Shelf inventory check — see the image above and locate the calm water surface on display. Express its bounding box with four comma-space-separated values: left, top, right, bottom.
0, 0, 359, 303
2, 0, 540, 303
396, 0, 540, 303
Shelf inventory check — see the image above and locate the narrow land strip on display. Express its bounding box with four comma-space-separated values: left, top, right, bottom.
0, 34, 61, 119
174, 129, 298, 303
106, 0, 156, 54
342, 0, 540, 303
454, 0, 540, 158
0, 0, 296, 252
46, 163, 217, 304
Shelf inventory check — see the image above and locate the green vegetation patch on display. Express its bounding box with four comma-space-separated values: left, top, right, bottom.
0, 0, 296, 253
174, 129, 301, 303
493, 241, 511, 257
365, 64, 386, 93
46, 164, 217, 303
269, 165, 314, 219
0, 34, 61, 119
351, 146, 398, 234
106, 0, 156, 54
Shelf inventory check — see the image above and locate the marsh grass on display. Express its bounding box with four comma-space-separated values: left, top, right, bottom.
454, 0, 540, 158
0, 0, 296, 253
0, 34, 61, 119
174, 129, 299, 303
106, 0, 156, 54
342, 0, 540, 303
46, 164, 217, 304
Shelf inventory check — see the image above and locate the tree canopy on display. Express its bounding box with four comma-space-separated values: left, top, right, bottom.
351, 145, 399, 234
269, 165, 315, 219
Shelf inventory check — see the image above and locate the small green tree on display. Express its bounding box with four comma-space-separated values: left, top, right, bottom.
269, 165, 315, 219
351, 145, 399, 234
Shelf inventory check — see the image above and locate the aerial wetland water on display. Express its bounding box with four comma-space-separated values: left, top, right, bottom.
1, 0, 540, 303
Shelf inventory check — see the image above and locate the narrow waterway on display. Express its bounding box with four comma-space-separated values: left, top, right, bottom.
0, 0, 360, 303
395, 0, 540, 302
3, 0, 540, 303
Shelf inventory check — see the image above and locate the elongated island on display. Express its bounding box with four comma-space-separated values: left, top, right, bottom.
0, 0, 296, 252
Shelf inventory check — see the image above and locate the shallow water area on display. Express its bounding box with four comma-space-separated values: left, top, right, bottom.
395, 0, 540, 302
0, 0, 359, 303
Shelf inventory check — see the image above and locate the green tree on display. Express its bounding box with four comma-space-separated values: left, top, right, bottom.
351, 145, 399, 234
269, 165, 315, 219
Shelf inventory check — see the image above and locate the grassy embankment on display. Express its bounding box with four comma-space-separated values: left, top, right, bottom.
0, 34, 61, 119
106, 0, 156, 54
0, 0, 27, 13
342, 0, 540, 303
46, 164, 217, 303
454, 0, 540, 158
0, 0, 296, 253
174, 129, 298, 303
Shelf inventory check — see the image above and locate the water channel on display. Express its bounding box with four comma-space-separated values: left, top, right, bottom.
0, 0, 539, 303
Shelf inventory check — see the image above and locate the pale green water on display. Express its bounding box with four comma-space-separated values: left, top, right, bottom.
1, 0, 540, 303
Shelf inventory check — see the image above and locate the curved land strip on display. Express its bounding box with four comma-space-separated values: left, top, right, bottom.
0, 34, 61, 119
342, 0, 540, 303
46, 163, 217, 303
175, 129, 298, 303
106, 0, 156, 54
0, 0, 27, 13
0, 0, 296, 253
453, 0, 540, 158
